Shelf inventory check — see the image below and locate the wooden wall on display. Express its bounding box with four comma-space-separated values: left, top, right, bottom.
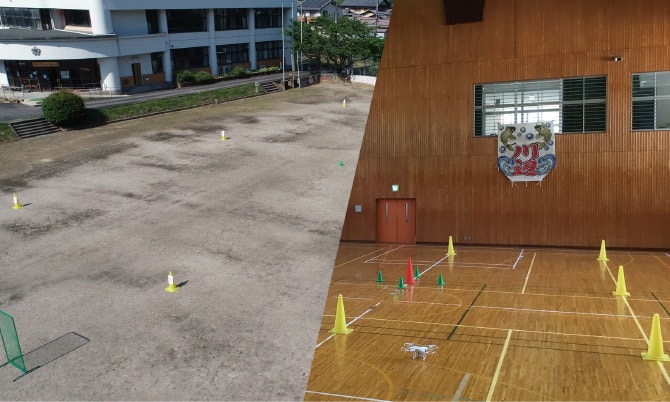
341, 0, 670, 249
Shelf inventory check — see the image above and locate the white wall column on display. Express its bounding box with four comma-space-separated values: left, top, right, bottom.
248, 9, 257, 70
90, 0, 113, 35
98, 57, 121, 94
160, 10, 172, 83
158, 10, 168, 33
207, 9, 218, 76
0, 61, 8, 87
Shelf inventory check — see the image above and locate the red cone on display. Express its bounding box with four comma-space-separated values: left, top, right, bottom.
406, 258, 416, 286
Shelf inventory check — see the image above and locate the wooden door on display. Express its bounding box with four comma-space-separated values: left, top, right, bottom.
132, 63, 142, 86
376, 199, 416, 244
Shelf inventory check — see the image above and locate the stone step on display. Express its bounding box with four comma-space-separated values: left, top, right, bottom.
10, 118, 62, 138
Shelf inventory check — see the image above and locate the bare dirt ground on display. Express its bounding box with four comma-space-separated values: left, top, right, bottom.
0, 83, 372, 400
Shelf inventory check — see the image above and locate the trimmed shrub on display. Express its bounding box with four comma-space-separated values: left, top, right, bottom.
175, 70, 196, 83
193, 71, 214, 84
227, 65, 249, 78
41, 91, 85, 126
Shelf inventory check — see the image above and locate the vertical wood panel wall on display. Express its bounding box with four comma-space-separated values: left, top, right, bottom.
341, 0, 670, 248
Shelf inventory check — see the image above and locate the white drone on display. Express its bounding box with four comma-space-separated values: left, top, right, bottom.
401, 343, 438, 360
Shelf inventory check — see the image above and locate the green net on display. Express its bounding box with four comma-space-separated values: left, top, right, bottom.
0, 310, 26, 374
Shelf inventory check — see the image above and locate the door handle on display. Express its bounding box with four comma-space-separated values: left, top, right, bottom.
385, 202, 389, 223
405, 202, 409, 223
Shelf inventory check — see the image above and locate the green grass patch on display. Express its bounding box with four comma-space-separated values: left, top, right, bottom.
81, 84, 259, 126
0, 122, 19, 143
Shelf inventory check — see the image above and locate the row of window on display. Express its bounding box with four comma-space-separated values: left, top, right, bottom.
474, 72, 670, 135
169, 41, 282, 72
1, 7, 283, 33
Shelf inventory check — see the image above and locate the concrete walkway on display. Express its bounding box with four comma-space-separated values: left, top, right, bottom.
0, 72, 292, 123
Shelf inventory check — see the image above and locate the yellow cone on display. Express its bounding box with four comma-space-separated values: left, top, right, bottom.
597, 239, 608, 261
165, 271, 179, 293
612, 265, 630, 297
342, 99, 346, 108
12, 193, 22, 209
329, 294, 353, 335
642, 313, 670, 361
445, 236, 456, 256
221, 130, 226, 141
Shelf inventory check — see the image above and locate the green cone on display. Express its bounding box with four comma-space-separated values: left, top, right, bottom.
437, 273, 445, 287
414, 266, 421, 280
398, 276, 406, 289
376, 270, 384, 283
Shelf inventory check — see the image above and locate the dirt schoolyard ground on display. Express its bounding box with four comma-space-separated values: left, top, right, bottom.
0, 83, 373, 400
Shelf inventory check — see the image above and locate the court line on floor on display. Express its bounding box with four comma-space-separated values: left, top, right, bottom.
512, 249, 524, 270
605, 263, 670, 386
521, 253, 537, 294
316, 302, 382, 349
304, 391, 390, 402
329, 281, 670, 305
651, 292, 670, 318
358, 316, 646, 342
364, 245, 406, 263
448, 284, 486, 340
452, 373, 471, 402
486, 329, 512, 402
420, 255, 450, 276
334, 246, 394, 268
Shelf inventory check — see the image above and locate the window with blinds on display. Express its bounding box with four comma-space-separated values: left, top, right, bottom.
474, 76, 607, 136
632, 72, 670, 130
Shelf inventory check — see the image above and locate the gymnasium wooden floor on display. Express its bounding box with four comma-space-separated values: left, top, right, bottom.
304, 243, 670, 401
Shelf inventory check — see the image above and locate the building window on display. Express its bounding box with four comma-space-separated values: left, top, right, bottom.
151, 52, 164, 73
215, 8, 248, 31
1, 7, 51, 29
146, 10, 159, 34
63, 9, 91, 27
217, 43, 249, 65
632, 72, 670, 130
167, 9, 206, 33
171, 47, 209, 71
474, 76, 607, 136
256, 40, 282, 60
255, 8, 282, 29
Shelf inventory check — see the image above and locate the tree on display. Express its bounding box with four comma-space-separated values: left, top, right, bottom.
288, 16, 384, 76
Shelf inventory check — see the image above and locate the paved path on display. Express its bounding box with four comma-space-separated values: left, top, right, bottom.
0, 72, 292, 123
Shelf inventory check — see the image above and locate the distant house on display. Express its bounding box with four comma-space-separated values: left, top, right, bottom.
339, 0, 392, 12
298, 0, 337, 21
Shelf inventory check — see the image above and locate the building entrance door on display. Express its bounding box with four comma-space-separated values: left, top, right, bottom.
132, 63, 142, 86
376, 199, 416, 244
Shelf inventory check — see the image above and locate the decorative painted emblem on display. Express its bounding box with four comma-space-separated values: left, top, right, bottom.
31, 47, 41, 56
497, 122, 556, 182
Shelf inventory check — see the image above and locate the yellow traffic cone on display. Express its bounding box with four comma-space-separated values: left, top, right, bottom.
329, 294, 353, 335
446, 236, 456, 256
165, 271, 179, 293
642, 313, 670, 361
612, 265, 630, 297
221, 130, 226, 141
597, 240, 608, 261
12, 193, 22, 209
342, 99, 347, 108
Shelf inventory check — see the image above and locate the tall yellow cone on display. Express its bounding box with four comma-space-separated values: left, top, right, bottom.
165, 271, 179, 293
329, 294, 353, 335
612, 265, 630, 297
12, 193, 22, 209
342, 99, 347, 108
221, 130, 226, 141
446, 236, 456, 256
642, 313, 670, 361
597, 240, 608, 261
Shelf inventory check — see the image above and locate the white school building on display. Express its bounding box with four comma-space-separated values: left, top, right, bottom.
0, 0, 298, 93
